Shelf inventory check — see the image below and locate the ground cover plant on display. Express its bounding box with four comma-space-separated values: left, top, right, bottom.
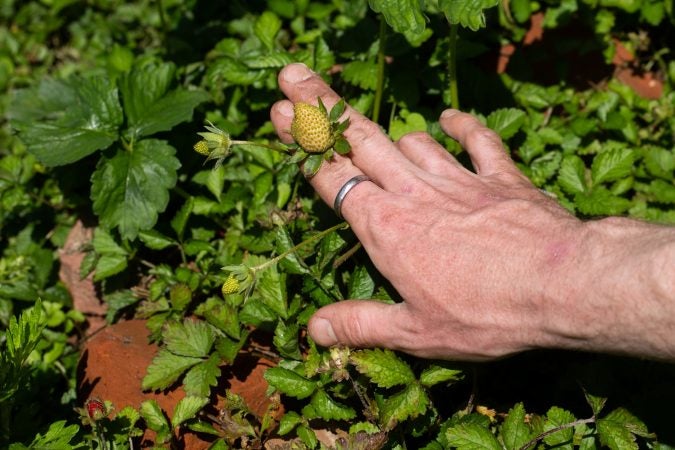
1, 0, 674, 448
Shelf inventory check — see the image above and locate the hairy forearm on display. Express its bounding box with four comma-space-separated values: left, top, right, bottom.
544, 217, 675, 360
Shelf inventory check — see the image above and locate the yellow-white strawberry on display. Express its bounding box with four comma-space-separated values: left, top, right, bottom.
291, 103, 335, 153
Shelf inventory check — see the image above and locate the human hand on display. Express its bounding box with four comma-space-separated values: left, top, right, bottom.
269, 64, 599, 361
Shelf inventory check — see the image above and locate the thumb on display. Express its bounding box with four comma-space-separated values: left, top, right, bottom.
308, 300, 411, 349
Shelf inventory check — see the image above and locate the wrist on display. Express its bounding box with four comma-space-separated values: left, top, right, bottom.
539, 216, 675, 359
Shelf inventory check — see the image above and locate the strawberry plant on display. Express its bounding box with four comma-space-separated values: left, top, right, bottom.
1, 0, 674, 448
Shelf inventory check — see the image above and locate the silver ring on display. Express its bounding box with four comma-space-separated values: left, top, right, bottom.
333, 175, 370, 219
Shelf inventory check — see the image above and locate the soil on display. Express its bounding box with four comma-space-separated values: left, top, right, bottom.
78, 319, 278, 448
498, 12, 663, 99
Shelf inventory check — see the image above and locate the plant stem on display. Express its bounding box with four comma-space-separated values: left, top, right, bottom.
372, 15, 387, 123
447, 23, 460, 110
518, 417, 595, 450
233, 140, 292, 154
256, 222, 349, 271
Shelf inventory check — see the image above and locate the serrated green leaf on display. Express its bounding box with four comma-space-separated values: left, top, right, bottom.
91, 139, 180, 240
347, 265, 375, 299
104, 290, 140, 323
419, 364, 462, 387
8, 76, 122, 166
446, 422, 502, 450
501, 403, 532, 450
138, 229, 176, 250
140, 399, 171, 443
584, 391, 607, 416
369, 0, 426, 36
275, 226, 309, 275
543, 406, 576, 448
486, 108, 526, 140
601, 408, 654, 438
255, 264, 288, 319
574, 188, 632, 216
197, 298, 241, 339
649, 179, 675, 204
26, 420, 81, 449
278, 411, 303, 435
274, 320, 302, 359
379, 383, 429, 430
94, 254, 128, 281
597, 418, 638, 450
163, 319, 215, 358
264, 366, 317, 399
119, 61, 208, 140
142, 349, 202, 391
389, 110, 427, 141
183, 354, 221, 398
172, 395, 209, 428
303, 389, 357, 421
439, 0, 500, 30
591, 148, 635, 185
558, 155, 588, 195
351, 348, 415, 388
255, 11, 282, 50
92, 227, 127, 255
341, 60, 379, 90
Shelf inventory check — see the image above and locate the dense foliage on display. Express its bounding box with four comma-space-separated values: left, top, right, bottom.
1, 0, 674, 448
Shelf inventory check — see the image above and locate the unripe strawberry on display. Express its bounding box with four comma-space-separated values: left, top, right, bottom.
222, 275, 240, 296
193, 140, 210, 155
291, 103, 335, 153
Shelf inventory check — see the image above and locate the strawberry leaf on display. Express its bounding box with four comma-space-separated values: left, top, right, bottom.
163, 319, 215, 358
351, 348, 415, 388
419, 363, 462, 387
264, 367, 317, 399
140, 400, 171, 443
439, 0, 500, 31
446, 422, 502, 450
379, 383, 429, 430
8, 76, 123, 166
500, 403, 533, 450
142, 349, 202, 391
183, 354, 221, 397
119, 61, 208, 140
171, 396, 209, 429
91, 139, 180, 240
302, 389, 356, 421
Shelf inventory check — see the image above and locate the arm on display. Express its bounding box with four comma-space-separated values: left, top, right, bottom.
546, 217, 675, 360
270, 63, 675, 361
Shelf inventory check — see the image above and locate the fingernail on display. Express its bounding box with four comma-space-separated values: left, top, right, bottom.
441, 109, 460, 119
309, 317, 338, 346
281, 63, 314, 83
276, 101, 294, 118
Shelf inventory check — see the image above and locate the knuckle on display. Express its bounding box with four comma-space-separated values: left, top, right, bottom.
397, 131, 431, 146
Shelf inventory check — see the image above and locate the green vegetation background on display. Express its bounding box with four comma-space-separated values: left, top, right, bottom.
1, 0, 674, 448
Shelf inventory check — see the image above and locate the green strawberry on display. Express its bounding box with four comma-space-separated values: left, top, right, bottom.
291, 102, 335, 153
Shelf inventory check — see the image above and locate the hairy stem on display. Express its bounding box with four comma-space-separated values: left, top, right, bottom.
372, 16, 387, 123
447, 24, 460, 110
519, 417, 595, 450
